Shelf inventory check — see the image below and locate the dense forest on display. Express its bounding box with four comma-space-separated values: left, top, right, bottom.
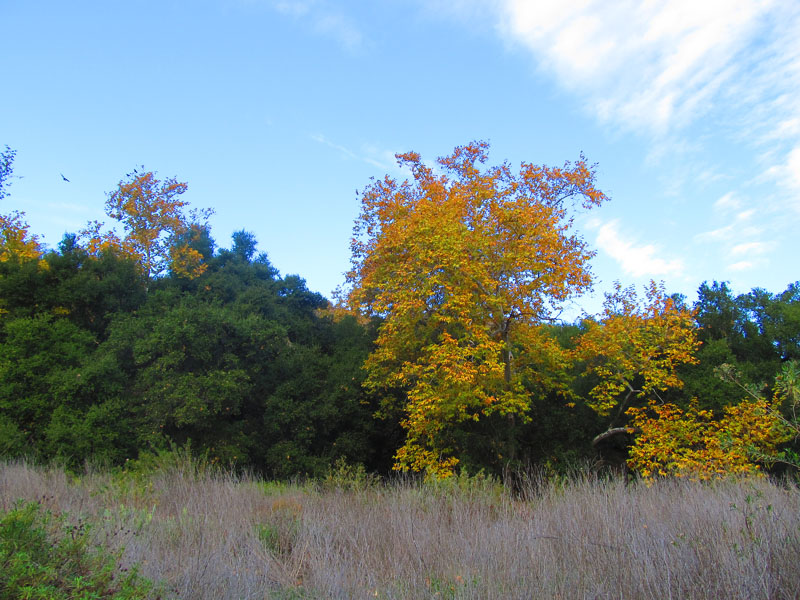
1, 143, 798, 479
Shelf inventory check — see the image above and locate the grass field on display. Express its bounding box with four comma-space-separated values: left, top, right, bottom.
2, 457, 799, 599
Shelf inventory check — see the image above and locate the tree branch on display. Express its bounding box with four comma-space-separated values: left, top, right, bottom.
592, 427, 631, 447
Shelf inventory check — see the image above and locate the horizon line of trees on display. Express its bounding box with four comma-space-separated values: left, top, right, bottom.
1, 143, 798, 479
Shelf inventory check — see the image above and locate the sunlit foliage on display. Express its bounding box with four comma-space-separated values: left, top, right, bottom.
345, 141, 608, 476
0, 211, 42, 263
576, 281, 700, 418
0, 147, 41, 264
626, 398, 791, 479
81, 169, 212, 280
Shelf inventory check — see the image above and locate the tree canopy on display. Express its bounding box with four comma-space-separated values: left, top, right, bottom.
1, 143, 798, 481
80, 169, 213, 281
345, 141, 608, 475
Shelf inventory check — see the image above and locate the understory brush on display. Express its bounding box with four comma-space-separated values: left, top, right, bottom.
1, 457, 799, 599
0, 499, 159, 599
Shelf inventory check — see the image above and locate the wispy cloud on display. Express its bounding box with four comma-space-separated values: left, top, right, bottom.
491, 1, 800, 199
696, 200, 764, 241
414, 0, 501, 25
497, 1, 785, 134
713, 192, 741, 213
310, 134, 399, 173
271, 0, 363, 50
731, 241, 773, 256
595, 219, 684, 278
764, 145, 800, 207
695, 193, 773, 272
728, 260, 755, 272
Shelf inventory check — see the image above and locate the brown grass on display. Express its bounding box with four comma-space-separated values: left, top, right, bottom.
2, 460, 799, 599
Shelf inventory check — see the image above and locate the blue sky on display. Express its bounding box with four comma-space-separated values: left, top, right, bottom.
2, 0, 799, 317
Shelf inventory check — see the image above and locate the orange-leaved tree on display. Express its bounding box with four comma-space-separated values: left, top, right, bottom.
625, 397, 791, 479
575, 281, 701, 447
578, 282, 794, 479
81, 169, 212, 281
0, 146, 41, 264
0, 211, 42, 263
344, 141, 608, 476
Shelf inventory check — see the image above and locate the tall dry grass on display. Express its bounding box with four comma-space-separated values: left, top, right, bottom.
2, 459, 799, 599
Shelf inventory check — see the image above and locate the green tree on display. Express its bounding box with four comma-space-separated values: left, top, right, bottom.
0, 314, 95, 457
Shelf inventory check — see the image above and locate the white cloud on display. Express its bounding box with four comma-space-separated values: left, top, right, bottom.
273, 0, 312, 17
311, 133, 358, 160
731, 241, 772, 256
498, 0, 771, 134
764, 145, 800, 207
312, 13, 362, 49
270, 0, 363, 50
695, 203, 774, 273
713, 192, 741, 213
695, 224, 735, 243
595, 219, 684, 278
415, 0, 500, 24
728, 260, 755, 272
493, 0, 800, 197
310, 134, 399, 173
695, 204, 764, 242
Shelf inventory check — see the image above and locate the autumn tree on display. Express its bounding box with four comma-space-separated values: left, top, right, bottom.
345, 141, 608, 476
81, 169, 212, 280
625, 361, 797, 479
625, 397, 791, 479
575, 281, 700, 448
0, 146, 41, 264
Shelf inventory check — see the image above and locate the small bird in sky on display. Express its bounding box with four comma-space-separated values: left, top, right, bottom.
60, 173, 70, 182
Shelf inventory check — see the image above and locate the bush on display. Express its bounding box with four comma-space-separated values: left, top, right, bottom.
0, 500, 160, 599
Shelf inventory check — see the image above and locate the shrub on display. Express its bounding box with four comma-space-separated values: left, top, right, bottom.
0, 500, 160, 599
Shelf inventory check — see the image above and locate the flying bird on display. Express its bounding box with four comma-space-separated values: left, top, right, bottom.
60, 173, 70, 182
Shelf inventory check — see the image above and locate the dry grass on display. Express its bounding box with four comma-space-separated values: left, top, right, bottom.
2, 459, 799, 599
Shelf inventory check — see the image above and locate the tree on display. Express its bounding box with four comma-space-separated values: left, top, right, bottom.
81, 169, 212, 280
675, 281, 800, 415
0, 236, 146, 337
0, 237, 148, 466
626, 360, 799, 479
345, 141, 608, 476
0, 147, 41, 264
625, 397, 791, 479
0, 212, 42, 263
575, 281, 700, 447
0, 314, 96, 457
0, 146, 17, 201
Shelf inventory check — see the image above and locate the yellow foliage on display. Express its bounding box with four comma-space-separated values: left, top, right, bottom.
346, 141, 608, 475
576, 281, 700, 417
78, 220, 138, 260
79, 170, 212, 280
169, 242, 207, 279
0, 211, 42, 262
626, 398, 792, 480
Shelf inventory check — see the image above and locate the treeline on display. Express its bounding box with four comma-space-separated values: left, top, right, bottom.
0, 229, 409, 475
1, 145, 798, 478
